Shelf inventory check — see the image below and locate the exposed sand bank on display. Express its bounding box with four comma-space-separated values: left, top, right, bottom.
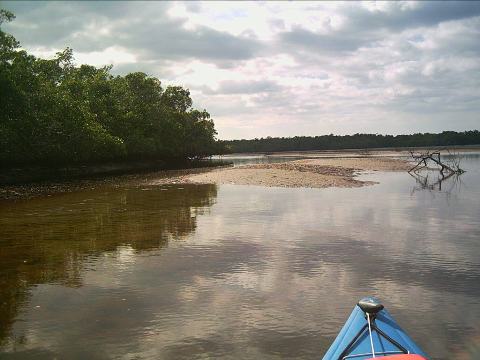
183, 157, 412, 189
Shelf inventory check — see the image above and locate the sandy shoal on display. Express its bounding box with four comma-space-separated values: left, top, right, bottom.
183, 157, 411, 189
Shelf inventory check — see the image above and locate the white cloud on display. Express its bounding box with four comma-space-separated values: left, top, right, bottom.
75, 46, 137, 67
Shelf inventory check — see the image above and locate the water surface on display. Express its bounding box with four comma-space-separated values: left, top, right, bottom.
1, 154, 479, 359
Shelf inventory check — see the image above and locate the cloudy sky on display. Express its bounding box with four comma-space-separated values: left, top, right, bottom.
3, 1, 480, 139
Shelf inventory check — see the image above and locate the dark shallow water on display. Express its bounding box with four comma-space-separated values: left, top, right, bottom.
1, 154, 479, 359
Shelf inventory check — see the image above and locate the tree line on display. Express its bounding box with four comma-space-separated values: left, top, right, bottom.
222, 130, 480, 153
1, 10, 223, 168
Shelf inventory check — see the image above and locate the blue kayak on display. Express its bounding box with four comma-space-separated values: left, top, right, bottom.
323, 297, 429, 360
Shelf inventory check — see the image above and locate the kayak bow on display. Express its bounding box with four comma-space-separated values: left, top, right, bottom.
322, 297, 428, 360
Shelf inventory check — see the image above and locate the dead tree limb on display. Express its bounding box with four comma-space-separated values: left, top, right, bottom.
408, 150, 465, 176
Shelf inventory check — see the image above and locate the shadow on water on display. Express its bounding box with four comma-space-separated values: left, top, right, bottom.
0, 184, 217, 349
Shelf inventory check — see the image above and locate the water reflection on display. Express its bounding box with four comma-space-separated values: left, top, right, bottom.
0, 156, 479, 360
0, 184, 217, 351
215, 154, 306, 166
409, 170, 464, 194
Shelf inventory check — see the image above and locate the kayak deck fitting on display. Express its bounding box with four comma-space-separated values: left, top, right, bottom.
322, 297, 429, 360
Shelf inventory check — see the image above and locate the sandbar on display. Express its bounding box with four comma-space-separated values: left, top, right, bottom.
183, 157, 412, 189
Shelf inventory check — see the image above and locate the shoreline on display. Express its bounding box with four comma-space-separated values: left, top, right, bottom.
0, 159, 231, 187
1, 152, 416, 200
0, 166, 226, 201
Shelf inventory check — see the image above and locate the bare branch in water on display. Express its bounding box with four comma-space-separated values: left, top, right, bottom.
408, 149, 465, 176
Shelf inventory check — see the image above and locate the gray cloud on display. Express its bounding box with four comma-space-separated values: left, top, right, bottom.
129, 23, 261, 62
278, 27, 374, 54
3, 1, 262, 64
2, 1, 135, 47
301, 1, 480, 33
276, 2, 480, 56
345, 1, 480, 32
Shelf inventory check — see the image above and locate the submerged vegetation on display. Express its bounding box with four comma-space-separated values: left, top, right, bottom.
223, 130, 480, 153
0, 10, 223, 168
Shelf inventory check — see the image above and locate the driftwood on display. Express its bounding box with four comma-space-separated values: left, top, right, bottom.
408, 150, 465, 176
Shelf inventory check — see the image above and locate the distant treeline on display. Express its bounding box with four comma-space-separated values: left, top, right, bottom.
222, 130, 480, 153
1, 10, 222, 168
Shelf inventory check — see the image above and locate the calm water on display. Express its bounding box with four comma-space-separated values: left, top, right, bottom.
1, 155, 479, 359
215, 154, 307, 166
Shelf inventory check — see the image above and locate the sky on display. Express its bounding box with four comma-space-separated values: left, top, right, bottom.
2, 1, 480, 140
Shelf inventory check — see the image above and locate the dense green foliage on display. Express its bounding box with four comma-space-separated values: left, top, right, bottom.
0, 10, 221, 167
223, 130, 480, 153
